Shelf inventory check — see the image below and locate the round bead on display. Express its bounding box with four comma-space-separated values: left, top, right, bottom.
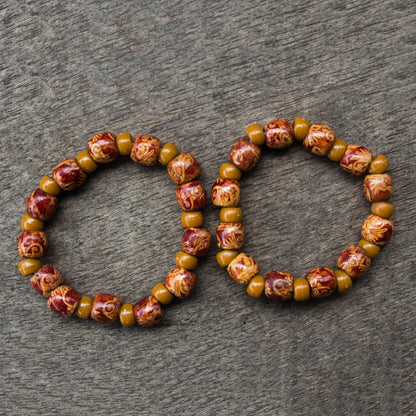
182, 227, 211, 257
292, 117, 310, 141
371, 201, 395, 219
264, 271, 294, 301
334, 270, 353, 293
91, 293, 122, 323
30, 264, 63, 297
48, 285, 80, 316
246, 275, 265, 298
219, 163, 242, 180
76, 150, 98, 173
228, 138, 261, 171
363, 174, 393, 202
159, 142, 179, 165
227, 253, 259, 285
151, 283, 174, 305
167, 152, 200, 185
211, 178, 241, 207
75, 296, 93, 319
180, 211, 203, 228
246, 123, 265, 146
53, 158, 87, 190
133, 296, 164, 327
340, 144, 372, 175
130, 135, 161, 165
39, 176, 61, 196
87, 132, 119, 163
175, 180, 207, 212
216, 250, 239, 267
165, 266, 197, 299
369, 154, 389, 174
175, 251, 198, 270
327, 138, 347, 162
358, 239, 381, 259
17, 230, 47, 259
303, 123, 335, 155
216, 222, 244, 250
21, 214, 43, 231
264, 119, 294, 149
26, 188, 57, 221
220, 207, 242, 223
293, 278, 310, 301
119, 303, 136, 326
18, 258, 41, 276
337, 245, 371, 279
361, 214, 394, 245
305, 267, 337, 298
115, 132, 133, 156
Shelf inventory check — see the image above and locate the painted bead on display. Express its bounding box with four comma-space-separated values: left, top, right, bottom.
337, 245, 371, 279
327, 138, 347, 162
26, 188, 57, 221
30, 264, 63, 297
158, 142, 179, 165
227, 253, 259, 285
369, 154, 389, 174
53, 158, 87, 190
119, 304, 136, 326
151, 283, 174, 305
220, 207, 242, 223
228, 138, 261, 171
130, 135, 161, 165
18, 259, 41, 276
358, 239, 381, 259
334, 270, 353, 293
363, 174, 393, 202
76, 150, 98, 173
264, 271, 294, 300
91, 293, 122, 323
361, 214, 394, 245
167, 152, 200, 185
293, 278, 310, 301
305, 267, 337, 298
219, 163, 242, 180
246, 123, 265, 146
216, 250, 239, 267
87, 132, 119, 163
246, 275, 265, 298
264, 119, 294, 149
216, 222, 244, 250
371, 202, 394, 219
21, 214, 43, 231
75, 296, 93, 319
175, 180, 207, 211
48, 285, 80, 316
133, 296, 164, 327
17, 230, 47, 258
165, 266, 197, 299
340, 144, 372, 175
211, 178, 241, 207
115, 132, 133, 156
39, 176, 61, 196
292, 117, 310, 141
182, 228, 211, 257
175, 251, 198, 270
303, 123, 335, 155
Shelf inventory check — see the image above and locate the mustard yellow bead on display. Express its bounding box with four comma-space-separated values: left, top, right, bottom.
39, 176, 61, 196
181, 211, 204, 228
21, 214, 43, 231
293, 117, 310, 141
152, 282, 174, 305
219, 163, 242, 180
327, 138, 347, 162
219, 207, 242, 223
216, 250, 238, 267
75, 295, 93, 319
293, 277, 310, 301
371, 201, 395, 219
159, 142, 179, 165
175, 251, 198, 270
246, 275, 265, 298
358, 239, 381, 259
335, 269, 353, 293
369, 154, 389, 174
76, 150, 98, 173
119, 303, 136, 326
116, 132, 133, 156
246, 123, 265, 146
18, 258, 41, 276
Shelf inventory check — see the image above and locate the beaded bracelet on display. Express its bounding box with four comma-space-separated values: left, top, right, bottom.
212, 118, 394, 301
18, 132, 210, 327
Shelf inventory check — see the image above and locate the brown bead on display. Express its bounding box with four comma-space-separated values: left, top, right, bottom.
130, 135, 161, 165
219, 163, 242, 180
303, 123, 335, 155
334, 270, 353, 293
292, 117, 310, 141
327, 138, 347, 162
91, 293, 122, 323
220, 207, 242, 223
18, 258, 41, 276
211, 178, 241, 207
181, 211, 203, 228
26, 188, 57, 221
175, 251, 198, 270
53, 158, 87, 190
264, 271, 294, 300
165, 266, 197, 299
17, 230, 47, 258
175, 180, 207, 211
39, 176, 61, 196
87, 132, 119, 163
293, 278, 310, 301
216, 222, 244, 250
167, 152, 200, 185
228, 138, 261, 171
246, 275, 265, 298
246, 123, 265, 146
158, 142, 179, 165
48, 285, 80, 316
133, 296, 164, 327
358, 239, 381, 259
340, 144, 372, 175
361, 214, 394, 245
227, 253, 259, 285
305, 267, 337, 298
337, 245, 371, 279
369, 154, 389, 174
30, 264, 63, 297
182, 228, 211, 257
21, 214, 43, 231
371, 202, 395, 219
76, 150, 98, 173
75, 296, 93, 319
363, 174, 393, 202
264, 119, 294, 149
119, 303, 136, 326
151, 283, 174, 305
216, 250, 238, 267
115, 132, 133, 156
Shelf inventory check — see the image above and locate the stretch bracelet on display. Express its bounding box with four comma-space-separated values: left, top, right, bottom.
18, 132, 210, 327
212, 118, 394, 300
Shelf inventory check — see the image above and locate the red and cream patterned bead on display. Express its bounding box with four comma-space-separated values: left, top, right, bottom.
167, 152, 201, 185
305, 267, 337, 298
361, 214, 394, 245
91, 293, 122, 323
211, 178, 241, 207
303, 123, 335, 155
26, 189, 57, 221
30, 264, 63, 297
228, 138, 261, 171
165, 266, 197, 299
227, 253, 259, 285
130, 135, 162, 166
264, 271, 294, 300
264, 119, 294, 149
17, 230, 47, 258
48, 285, 80, 316
216, 222, 245, 250
340, 144, 372, 175
337, 245, 371, 279
182, 228, 211, 257
134, 295, 164, 327
53, 158, 87, 190
175, 180, 207, 211
363, 174, 393, 202
87, 132, 119, 163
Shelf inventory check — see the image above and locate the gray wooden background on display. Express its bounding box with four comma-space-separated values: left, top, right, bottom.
1, 1, 415, 415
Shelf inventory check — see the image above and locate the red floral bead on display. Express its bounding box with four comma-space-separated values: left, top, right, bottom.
165, 266, 197, 298
53, 158, 87, 190
17, 230, 47, 258
167, 153, 200, 185
130, 135, 162, 165
87, 132, 119, 163
305, 267, 337, 298
227, 253, 259, 285
91, 293, 122, 323
211, 178, 241, 207
265, 271, 294, 300
303, 123, 335, 155
337, 245, 371, 279
216, 222, 244, 250
182, 228, 211, 257
175, 180, 207, 211
363, 174, 393, 202
48, 285, 80, 316
26, 188, 57, 221
133, 295, 164, 327
228, 138, 261, 171
361, 214, 394, 245
264, 119, 294, 149
340, 144, 372, 175
30, 265, 63, 297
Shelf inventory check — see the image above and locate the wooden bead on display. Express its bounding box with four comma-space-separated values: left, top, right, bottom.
26, 188, 57, 221
265, 271, 294, 300
369, 154, 389, 174
340, 144, 372, 175
165, 266, 197, 299
75, 296, 93, 319
167, 152, 200, 185
219, 163, 242, 180
18, 258, 41, 276
361, 214, 394, 245
91, 293, 122, 323
303, 123, 335, 155
246, 123, 265, 146
182, 228, 211, 257
116, 132, 133, 156
220, 207, 242, 223
337, 245, 371, 279
119, 303, 136, 326
216, 250, 238, 267
216, 222, 244, 250
371, 202, 394, 219
363, 174, 393, 202
175, 251, 198, 270
181, 211, 203, 228
175, 180, 207, 211
17, 230, 47, 259
229, 138, 261, 171
227, 253, 259, 285
327, 138, 347, 162
21, 214, 43, 231
30, 264, 63, 297
39, 176, 61, 196
246, 275, 265, 298
48, 285, 80, 316
76, 150, 98, 173
130, 134, 161, 165
292, 117, 310, 141
133, 296, 164, 327
293, 278, 310, 301
152, 283, 174, 305
53, 158, 87, 190
358, 239, 381, 259
264, 119, 294, 149
88, 132, 119, 163
334, 270, 353, 293
159, 142, 179, 165
305, 267, 337, 298
211, 178, 241, 207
